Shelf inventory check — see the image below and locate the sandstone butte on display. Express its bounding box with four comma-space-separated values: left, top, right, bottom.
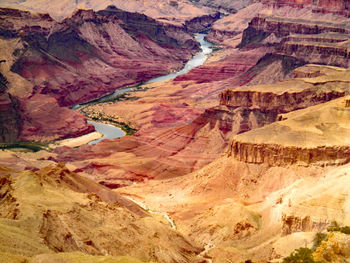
1, 0, 350, 263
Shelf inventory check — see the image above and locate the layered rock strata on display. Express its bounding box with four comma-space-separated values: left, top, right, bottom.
227, 95, 350, 166
220, 64, 350, 113
240, 15, 350, 67
261, 0, 350, 16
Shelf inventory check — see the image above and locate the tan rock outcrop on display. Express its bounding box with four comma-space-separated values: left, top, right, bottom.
0, 164, 203, 263
227, 96, 350, 166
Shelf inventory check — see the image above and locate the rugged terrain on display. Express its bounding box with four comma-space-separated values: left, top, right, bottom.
1, 0, 350, 262
0, 163, 204, 263
0, 5, 214, 142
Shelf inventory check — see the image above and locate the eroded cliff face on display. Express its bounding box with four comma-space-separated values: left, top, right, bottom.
6, 7, 198, 107
239, 15, 350, 67
219, 86, 345, 113
226, 94, 350, 167
228, 141, 350, 166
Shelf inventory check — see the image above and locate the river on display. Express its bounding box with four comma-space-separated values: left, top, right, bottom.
87, 33, 213, 144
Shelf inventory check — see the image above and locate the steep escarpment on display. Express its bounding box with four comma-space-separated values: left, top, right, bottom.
261, 0, 350, 16
7, 7, 197, 107
219, 83, 345, 113
228, 141, 350, 166
239, 15, 350, 67
220, 63, 350, 112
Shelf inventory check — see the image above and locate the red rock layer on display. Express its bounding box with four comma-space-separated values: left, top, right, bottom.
174, 48, 267, 83
19, 94, 94, 141
276, 41, 350, 67
241, 15, 350, 46
239, 15, 350, 66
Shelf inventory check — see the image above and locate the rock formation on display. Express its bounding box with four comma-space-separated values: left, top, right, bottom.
227, 95, 350, 166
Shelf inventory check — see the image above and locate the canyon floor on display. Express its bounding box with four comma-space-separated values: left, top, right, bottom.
1, 0, 350, 263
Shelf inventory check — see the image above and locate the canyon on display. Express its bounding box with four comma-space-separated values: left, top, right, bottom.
1, 0, 350, 263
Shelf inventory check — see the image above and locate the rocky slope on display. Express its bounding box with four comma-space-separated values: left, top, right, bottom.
0, 163, 203, 263
191, 0, 253, 13
5, 7, 197, 107
116, 145, 350, 262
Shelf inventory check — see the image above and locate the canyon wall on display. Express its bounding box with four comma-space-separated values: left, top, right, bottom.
239, 15, 350, 67
0, 6, 206, 142
228, 141, 350, 166
0, 92, 20, 142
219, 87, 345, 113
7, 7, 198, 107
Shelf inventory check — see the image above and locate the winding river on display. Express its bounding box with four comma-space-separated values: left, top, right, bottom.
86, 34, 214, 262
87, 33, 213, 144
